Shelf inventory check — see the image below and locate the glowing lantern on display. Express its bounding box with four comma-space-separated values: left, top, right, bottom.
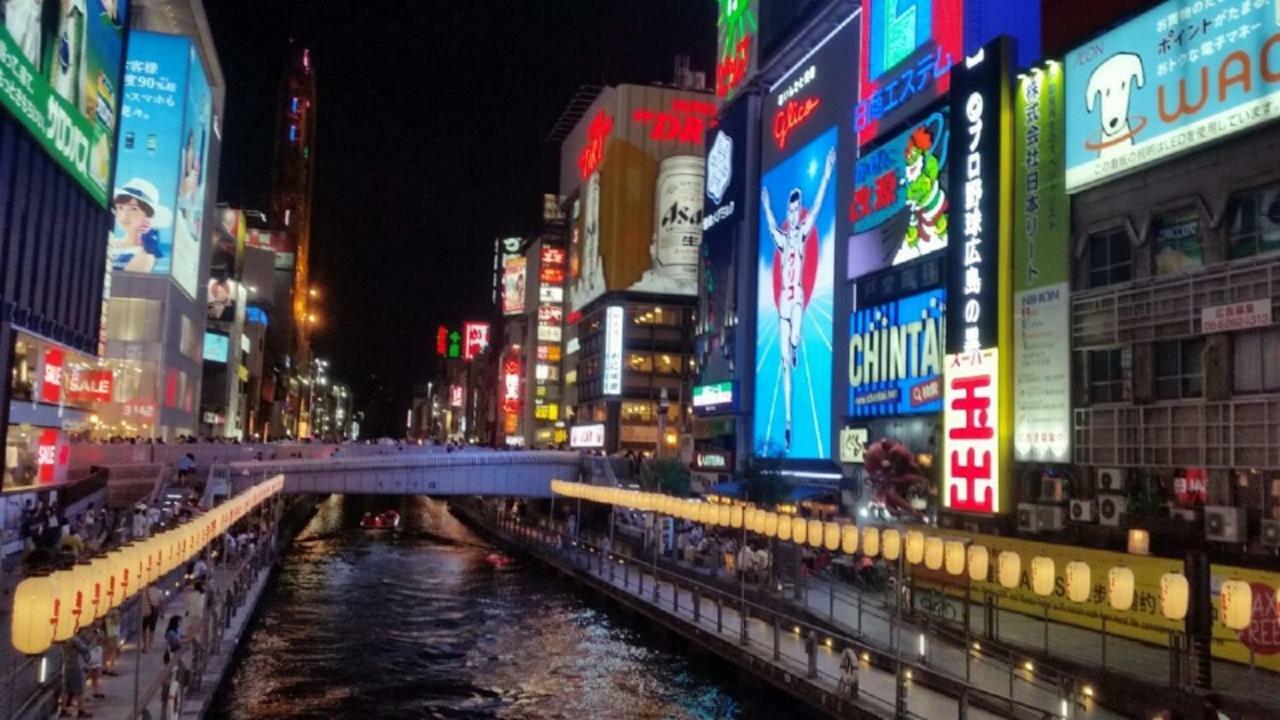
823, 522, 841, 552
84, 559, 110, 624
1065, 561, 1091, 603
731, 505, 744, 529
1030, 557, 1055, 596
882, 529, 901, 561
761, 512, 777, 537
50, 568, 82, 642
717, 504, 732, 527
791, 516, 807, 546
743, 508, 757, 532
997, 551, 1021, 589
841, 525, 859, 554
1127, 529, 1150, 556
924, 536, 944, 571
905, 530, 925, 565
777, 514, 792, 542
807, 519, 823, 549
698, 503, 713, 525
10, 574, 59, 655
862, 526, 880, 558
1108, 567, 1135, 611
944, 541, 966, 576
1221, 580, 1253, 631
1160, 573, 1189, 621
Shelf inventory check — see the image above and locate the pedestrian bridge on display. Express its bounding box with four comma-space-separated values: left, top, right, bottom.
215, 450, 581, 499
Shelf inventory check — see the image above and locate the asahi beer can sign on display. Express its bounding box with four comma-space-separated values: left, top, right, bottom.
634, 156, 704, 296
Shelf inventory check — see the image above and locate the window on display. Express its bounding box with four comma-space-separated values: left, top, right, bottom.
654, 354, 682, 375
1227, 185, 1280, 259
1088, 347, 1131, 404
106, 298, 163, 343
1088, 229, 1132, 288
627, 353, 653, 372
1155, 339, 1204, 400
1234, 328, 1280, 393
1152, 209, 1202, 275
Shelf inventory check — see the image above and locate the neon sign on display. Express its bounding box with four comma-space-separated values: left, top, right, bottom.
944, 348, 1000, 513
632, 99, 718, 143
502, 354, 521, 435
463, 322, 491, 360
773, 96, 822, 150
716, 0, 757, 99
577, 110, 613, 180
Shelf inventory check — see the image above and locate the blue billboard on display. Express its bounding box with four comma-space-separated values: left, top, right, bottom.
755, 126, 837, 459
1065, 0, 1280, 192
848, 288, 944, 417
110, 32, 210, 300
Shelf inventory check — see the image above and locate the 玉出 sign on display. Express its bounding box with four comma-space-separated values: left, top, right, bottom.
570, 423, 606, 448
1202, 299, 1273, 333
944, 349, 1001, 513
1065, 0, 1280, 192
603, 306, 624, 395
1014, 63, 1072, 464
848, 289, 944, 417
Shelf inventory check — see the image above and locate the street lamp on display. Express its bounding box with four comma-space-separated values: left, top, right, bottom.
656, 387, 670, 458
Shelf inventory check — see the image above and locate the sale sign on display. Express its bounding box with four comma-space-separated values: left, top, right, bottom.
40, 348, 64, 404
66, 369, 115, 404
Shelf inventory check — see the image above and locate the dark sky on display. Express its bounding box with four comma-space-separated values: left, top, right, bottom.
204, 1, 716, 437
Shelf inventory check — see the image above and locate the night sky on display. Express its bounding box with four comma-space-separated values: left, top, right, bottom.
204, 1, 716, 437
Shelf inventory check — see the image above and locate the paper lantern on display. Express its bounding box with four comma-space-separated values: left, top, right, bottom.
107, 548, 131, 607
10, 574, 59, 655
807, 519, 823, 548
717, 504, 732, 527
84, 558, 111, 624
777, 514, 792, 541
1108, 567, 1135, 611
841, 525, 859, 554
1127, 528, 1151, 556
50, 568, 82, 642
1030, 556, 1055, 596
905, 530, 925, 565
1221, 580, 1253, 630
764, 512, 779, 537
823, 522, 841, 552
731, 505, 744, 529
997, 551, 1021, 589
944, 541, 966, 576
882, 529, 901, 561
791, 516, 808, 546
1065, 561, 1091, 603
698, 503, 713, 525
862, 526, 880, 558
924, 536, 944, 571
1160, 573, 1189, 621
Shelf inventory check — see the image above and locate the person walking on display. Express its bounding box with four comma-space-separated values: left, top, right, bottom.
85, 627, 104, 700
183, 581, 207, 651
102, 609, 120, 676
58, 632, 92, 718
141, 582, 164, 652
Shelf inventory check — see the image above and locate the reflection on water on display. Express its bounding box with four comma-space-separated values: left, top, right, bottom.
210, 495, 804, 719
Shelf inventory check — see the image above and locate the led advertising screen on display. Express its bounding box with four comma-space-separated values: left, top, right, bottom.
110, 32, 210, 299
848, 108, 951, 279
0, 0, 127, 205
848, 288, 944, 417
855, 0, 963, 148
202, 331, 229, 363
754, 126, 838, 459
1065, 0, 1280, 193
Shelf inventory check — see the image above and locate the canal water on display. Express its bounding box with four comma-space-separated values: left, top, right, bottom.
209, 495, 806, 719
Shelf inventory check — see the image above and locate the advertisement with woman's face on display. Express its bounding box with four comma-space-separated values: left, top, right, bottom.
171, 46, 212, 300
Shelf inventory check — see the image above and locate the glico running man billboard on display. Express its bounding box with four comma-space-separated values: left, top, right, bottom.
1065, 0, 1280, 193
848, 288, 944, 418
0, 0, 127, 205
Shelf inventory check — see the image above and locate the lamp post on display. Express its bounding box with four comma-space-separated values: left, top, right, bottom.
656, 387, 670, 458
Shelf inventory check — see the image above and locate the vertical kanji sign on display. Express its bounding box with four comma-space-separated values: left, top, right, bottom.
944, 349, 1000, 512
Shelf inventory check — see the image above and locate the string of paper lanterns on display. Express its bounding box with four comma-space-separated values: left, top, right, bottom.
11, 476, 284, 655
549, 481, 1258, 632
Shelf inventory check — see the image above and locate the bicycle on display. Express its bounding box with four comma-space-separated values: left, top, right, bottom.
915, 589, 959, 623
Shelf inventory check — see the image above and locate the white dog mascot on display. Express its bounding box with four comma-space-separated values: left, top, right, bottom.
1085, 52, 1145, 159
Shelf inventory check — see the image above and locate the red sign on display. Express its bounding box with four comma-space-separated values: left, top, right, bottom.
632, 99, 718, 143
449, 385, 465, 408
36, 429, 62, 484
1174, 468, 1208, 507
540, 267, 565, 285
66, 369, 114, 403
717, 34, 753, 99
502, 354, 522, 435
773, 96, 822, 150
40, 348, 64, 404
577, 110, 613, 180
436, 326, 448, 356
540, 246, 566, 267
463, 322, 490, 360
944, 349, 1001, 514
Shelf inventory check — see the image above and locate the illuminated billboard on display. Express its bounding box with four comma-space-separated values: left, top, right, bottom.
603, 306, 624, 396
203, 331, 229, 363
0, 0, 127, 205
1014, 64, 1071, 463
1065, 0, 1280, 193
848, 289, 944, 417
502, 256, 527, 315
848, 109, 951, 279
463, 322, 490, 360
754, 126, 838, 459
716, 0, 758, 100
855, 0, 963, 147
110, 32, 211, 299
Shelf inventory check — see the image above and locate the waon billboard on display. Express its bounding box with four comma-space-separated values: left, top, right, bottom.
559, 85, 716, 314
942, 38, 1014, 515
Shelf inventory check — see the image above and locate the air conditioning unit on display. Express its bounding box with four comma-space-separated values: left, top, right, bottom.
1098, 468, 1127, 493
1070, 499, 1097, 523
1205, 506, 1248, 543
1017, 503, 1040, 533
1037, 505, 1065, 532
1098, 494, 1127, 527
1260, 520, 1280, 548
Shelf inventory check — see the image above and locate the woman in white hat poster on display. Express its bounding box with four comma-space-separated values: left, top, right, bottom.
109, 178, 173, 273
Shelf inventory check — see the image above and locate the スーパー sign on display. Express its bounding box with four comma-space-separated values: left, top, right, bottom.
1202, 299, 1273, 333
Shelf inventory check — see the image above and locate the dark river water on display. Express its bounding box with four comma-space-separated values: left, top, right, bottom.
208, 495, 803, 719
